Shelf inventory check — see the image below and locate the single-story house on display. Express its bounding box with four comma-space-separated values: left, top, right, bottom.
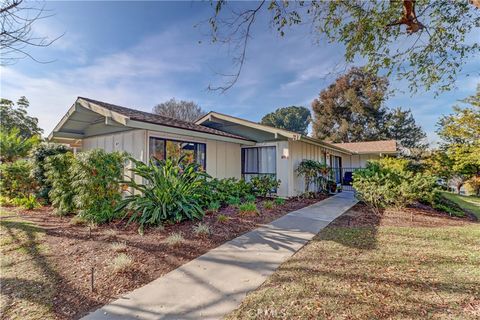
49, 97, 398, 197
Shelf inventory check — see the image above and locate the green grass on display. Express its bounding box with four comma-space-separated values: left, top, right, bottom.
227, 224, 480, 319
0, 212, 57, 319
441, 191, 480, 218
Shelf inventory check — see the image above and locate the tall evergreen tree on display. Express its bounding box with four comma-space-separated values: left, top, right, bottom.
0, 97, 43, 139
261, 106, 311, 135
384, 107, 427, 150
312, 67, 388, 142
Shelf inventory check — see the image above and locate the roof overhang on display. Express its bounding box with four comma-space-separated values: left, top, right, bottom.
48, 98, 255, 146
196, 112, 353, 155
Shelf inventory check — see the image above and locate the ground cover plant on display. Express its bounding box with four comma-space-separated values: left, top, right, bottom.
227, 204, 480, 320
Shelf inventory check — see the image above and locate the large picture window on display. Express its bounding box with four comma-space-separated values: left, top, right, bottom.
241, 146, 276, 181
149, 137, 206, 169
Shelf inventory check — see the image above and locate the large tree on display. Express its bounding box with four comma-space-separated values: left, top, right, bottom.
312, 67, 389, 142
153, 98, 207, 123
0, 97, 43, 138
384, 107, 427, 153
261, 106, 311, 135
434, 85, 480, 192
207, 1, 479, 93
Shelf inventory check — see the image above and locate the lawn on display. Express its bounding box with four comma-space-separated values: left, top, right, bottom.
441, 191, 480, 219
227, 205, 480, 320
0, 209, 57, 320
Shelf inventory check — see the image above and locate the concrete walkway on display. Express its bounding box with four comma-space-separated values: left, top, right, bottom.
83, 192, 358, 320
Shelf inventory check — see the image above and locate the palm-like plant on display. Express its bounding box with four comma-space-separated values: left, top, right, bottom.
117, 156, 209, 228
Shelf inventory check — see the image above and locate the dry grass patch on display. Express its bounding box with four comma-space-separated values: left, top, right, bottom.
110, 242, 128, 253
227, 205, 480, 320
165, 232, 184, 246
110, 253, 133, 273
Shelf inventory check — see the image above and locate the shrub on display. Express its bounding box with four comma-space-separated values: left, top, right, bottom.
217, 214, 230, 223
239, 202, 258, 215
207, 201, 221, 213
204, 177, 254, 206
31, 143, 70, 200
44, 152, 76, 216
245, 194, 256, 202
274, 197, 285, 206
110, 253, 133, 273
111, 242, 128, 253
165, 232, 184, 246
16, 194, 41, 210
193, 222, 210, 236
353, 159, 437, 214
72, 149, 126, 224
0, 128, 40, 163
227, 196, 241, 207
431, 192, 466, 218
263, 200, 274, 209
465, 176, 480, 196
0, 159, 35, 198
117, 156, 207, 228
0, 196, 13, 207
251, 175, 281, 197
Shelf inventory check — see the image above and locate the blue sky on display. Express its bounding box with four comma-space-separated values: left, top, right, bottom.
1, 1, 479, 144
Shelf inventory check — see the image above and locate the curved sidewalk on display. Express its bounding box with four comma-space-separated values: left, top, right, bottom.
83, 192, 358, 320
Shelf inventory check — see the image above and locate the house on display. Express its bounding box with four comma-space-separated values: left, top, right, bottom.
49, 97, 398, 197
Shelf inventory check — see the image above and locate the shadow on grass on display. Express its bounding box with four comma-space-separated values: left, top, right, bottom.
0, 218, 98, 319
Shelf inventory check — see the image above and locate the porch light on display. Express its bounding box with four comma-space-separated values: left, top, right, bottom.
282, 148, 289, 159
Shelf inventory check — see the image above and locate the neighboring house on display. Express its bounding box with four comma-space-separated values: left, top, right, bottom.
49, 97, 398, 197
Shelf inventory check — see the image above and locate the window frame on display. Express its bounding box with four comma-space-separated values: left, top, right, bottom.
148, 136, 207, 169
241, 146, 277, 176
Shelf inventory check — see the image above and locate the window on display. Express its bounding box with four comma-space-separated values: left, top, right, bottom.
149, 137, 206, 169
241, 146, 276, 181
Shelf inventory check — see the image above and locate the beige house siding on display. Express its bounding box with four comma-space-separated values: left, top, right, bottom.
82, 129, 147, 161
349, 154, 382, 168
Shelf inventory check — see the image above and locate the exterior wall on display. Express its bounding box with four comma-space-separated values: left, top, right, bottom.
288, 140, 351, 196
82, 129, 147, 161
349, 154, 382, 168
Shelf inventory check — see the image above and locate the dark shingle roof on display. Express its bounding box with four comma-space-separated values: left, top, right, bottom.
78, 97, 252, 142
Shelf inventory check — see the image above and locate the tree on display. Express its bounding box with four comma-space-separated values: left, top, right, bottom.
0, 127, 40, 163
261, 106, 311, 135
312, 67, 389, 142
384, 107, 427, 155
153, 98, 206, 123
207, 1, 479, 93
0, 97, 43, 138
435, 85, 480, 192
1, 0, 61, 65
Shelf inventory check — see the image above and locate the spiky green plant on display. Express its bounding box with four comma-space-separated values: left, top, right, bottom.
117, 156, 209, 228
238, 202, 258, 215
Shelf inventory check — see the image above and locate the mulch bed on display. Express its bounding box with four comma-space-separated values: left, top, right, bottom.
331, 202, 476, 229
3, 194, 329, 319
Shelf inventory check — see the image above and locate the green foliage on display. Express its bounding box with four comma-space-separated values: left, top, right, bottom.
250, 175, 280, 197
261, 106, 311, 135
0, 97, 43, 139
207, 201, 221, 213
0, 196, 13, 206
465, 176, 480, 197
244, 194, 256, 202
384, 107, 427, 153
13, 194, 41, 210
0, 159, 35, 198
238, 202, 258, 215
210, 2, 479, 93
312, 68, 389, 142
216, 214, 230, 223
295, 159, 330, 192
44, 152, 77, 216
31, 143, 70, 200
274, 197, 285, 206
430, 192, 466, 218
0, 127, 40, 163
117, 156, 207, 228
72, 149, 126, 224
353, 159, 437, 213
263, 200, 274, 210
204, 177, 253, 205
226, 196, 240, 207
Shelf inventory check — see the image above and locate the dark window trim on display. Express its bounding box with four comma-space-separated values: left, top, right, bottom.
149, 136, 207, 169
241, 146, 276, 175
